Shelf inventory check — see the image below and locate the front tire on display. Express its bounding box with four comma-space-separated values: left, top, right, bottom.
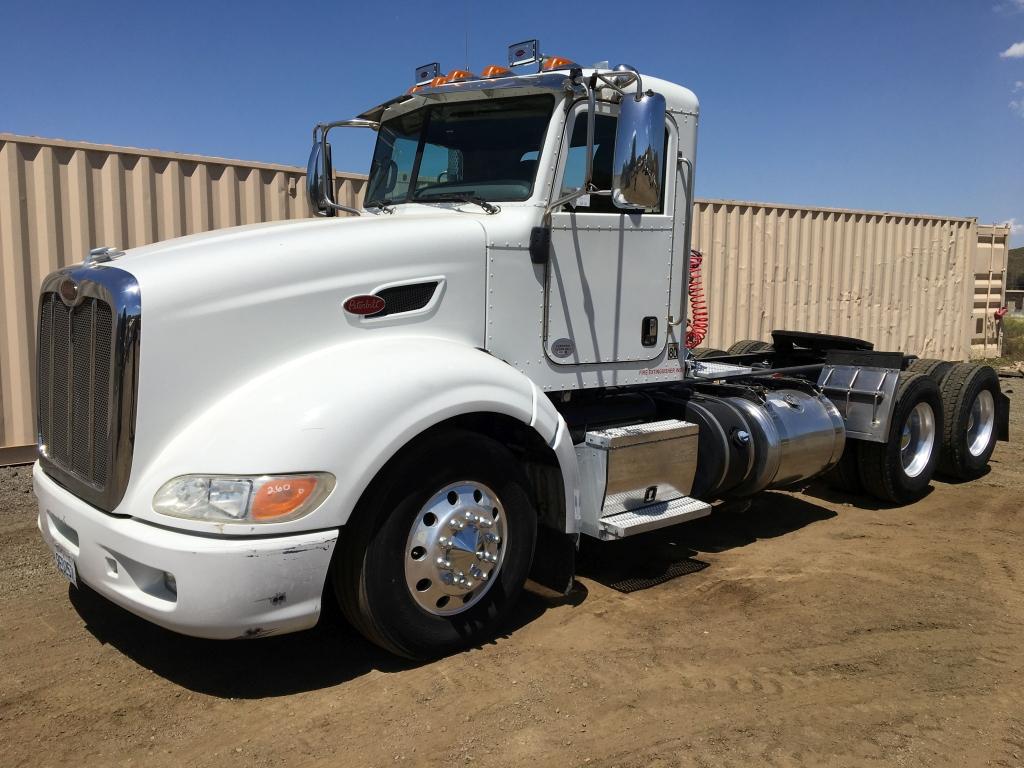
857, 372, 943, 504
334, 430, 537, 659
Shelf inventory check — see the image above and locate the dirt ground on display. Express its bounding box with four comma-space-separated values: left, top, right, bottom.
2, 384, 1023, 768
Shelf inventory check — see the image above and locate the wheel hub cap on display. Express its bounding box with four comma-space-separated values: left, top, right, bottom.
900, 401, 936, 478
404, 481, 507, 616
967, 389, 995, 457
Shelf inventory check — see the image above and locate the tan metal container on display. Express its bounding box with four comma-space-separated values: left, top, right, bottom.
689, 199, 1007, 362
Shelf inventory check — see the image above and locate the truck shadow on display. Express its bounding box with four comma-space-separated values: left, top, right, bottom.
578, 491, 836, 589
800, 481, 937, 509
68, 580, 583, 699
67, 492, 832, 697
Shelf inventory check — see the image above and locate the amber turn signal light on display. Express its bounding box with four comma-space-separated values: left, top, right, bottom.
251, 476, 322, 520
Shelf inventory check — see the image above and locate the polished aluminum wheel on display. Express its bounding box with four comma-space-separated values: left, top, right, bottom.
966, 389, 995, 458
899, 402, 936, 478
404, 481, 507, 616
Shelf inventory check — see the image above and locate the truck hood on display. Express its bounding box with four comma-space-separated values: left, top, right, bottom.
112, 211, 490, 477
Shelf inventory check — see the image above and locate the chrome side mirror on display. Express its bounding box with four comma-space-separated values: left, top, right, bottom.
306, 139, 333, 216
612, 92, 666, 210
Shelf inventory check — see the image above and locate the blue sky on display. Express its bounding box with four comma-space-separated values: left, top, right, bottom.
2, 0, 1022, 244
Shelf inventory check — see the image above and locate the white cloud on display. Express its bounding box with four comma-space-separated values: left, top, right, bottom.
1016, 80, 1024, 91
1004, 218, 1024, 236
995, 0, 1024, 12
1001, 41, 1024, 58
1012, 97, 1024, 117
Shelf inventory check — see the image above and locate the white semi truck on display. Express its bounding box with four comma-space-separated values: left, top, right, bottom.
34, 42, 1009, 659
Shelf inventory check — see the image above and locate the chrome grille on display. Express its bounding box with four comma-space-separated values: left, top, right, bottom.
37, 266, 140, 512
38, 293, 113, 486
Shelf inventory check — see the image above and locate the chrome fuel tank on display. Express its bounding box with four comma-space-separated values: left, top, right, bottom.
682, 385, 846, 499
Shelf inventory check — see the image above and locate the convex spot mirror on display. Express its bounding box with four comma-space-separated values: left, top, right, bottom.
612, 91, 666, 210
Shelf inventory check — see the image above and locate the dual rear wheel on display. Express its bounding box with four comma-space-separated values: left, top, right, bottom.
828, 362, 1000, 503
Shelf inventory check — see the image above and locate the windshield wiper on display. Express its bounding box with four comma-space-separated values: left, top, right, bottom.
365, 200, 395, 214
412, 192, 499, 215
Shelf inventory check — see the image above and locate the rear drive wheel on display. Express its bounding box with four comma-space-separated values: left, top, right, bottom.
937, 363, 1000, 480
825, 443, 863, 495
906, 358, 954, 385
857, 372, 943, 504
334, 431, 537, 659
692, 347, 727, 359
727, 339, 773, 355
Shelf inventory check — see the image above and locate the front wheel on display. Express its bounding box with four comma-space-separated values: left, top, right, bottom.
334, 430, 537, 659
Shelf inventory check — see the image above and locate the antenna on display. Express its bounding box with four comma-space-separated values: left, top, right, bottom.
464, 0, 469, 69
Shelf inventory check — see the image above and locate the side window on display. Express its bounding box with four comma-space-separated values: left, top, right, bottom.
560, 111, 667, 214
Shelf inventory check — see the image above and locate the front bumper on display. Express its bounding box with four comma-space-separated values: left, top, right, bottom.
34, 463, 338, 640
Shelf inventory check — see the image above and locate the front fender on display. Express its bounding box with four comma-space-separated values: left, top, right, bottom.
125, 337, 578, 535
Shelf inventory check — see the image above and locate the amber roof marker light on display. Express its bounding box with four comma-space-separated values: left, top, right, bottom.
541, 55, 577, 71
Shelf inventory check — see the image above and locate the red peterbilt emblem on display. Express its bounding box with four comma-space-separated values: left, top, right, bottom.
343, 294, 386, 315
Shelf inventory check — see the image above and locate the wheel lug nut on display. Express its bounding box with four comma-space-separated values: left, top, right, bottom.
437, 557, 451, 568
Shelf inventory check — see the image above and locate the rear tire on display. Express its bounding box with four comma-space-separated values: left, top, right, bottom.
936, 363, 1000, 480
727, 339, 773, 355
826, 442, 863, 495
907, 358, 953, 385
334, 430, 537, 659
857, 372, 943, 505
692, 347, 727, 359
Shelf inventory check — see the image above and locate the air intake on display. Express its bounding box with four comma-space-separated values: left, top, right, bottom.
367, 282, 438, 318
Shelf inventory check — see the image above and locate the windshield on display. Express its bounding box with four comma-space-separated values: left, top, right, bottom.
364, 94, 555, 207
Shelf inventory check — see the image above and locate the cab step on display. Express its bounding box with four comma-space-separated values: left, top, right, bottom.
599, 496, 711, 539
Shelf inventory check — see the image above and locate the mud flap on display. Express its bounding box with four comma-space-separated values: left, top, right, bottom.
526, 526, 575, 596
996, 389, 1011, 442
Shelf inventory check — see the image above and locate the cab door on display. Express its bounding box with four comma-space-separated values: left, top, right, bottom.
544, 103, 676, 365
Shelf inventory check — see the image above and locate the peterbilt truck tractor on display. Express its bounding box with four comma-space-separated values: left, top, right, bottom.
34, 41, 1010, 659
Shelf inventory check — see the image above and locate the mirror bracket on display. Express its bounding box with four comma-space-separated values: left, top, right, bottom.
307, 119, 380, 217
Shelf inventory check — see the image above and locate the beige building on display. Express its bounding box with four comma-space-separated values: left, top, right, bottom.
0, 133, 1010, 461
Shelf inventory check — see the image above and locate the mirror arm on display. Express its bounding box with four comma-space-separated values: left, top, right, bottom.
669, 153, 695, 328
591, 70, 644, 101
584, 83, 596, 192
312, 120, 381, 217
545, 76, 601, 217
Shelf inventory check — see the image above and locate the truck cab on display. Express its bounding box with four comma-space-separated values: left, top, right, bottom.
33, 41, 1008, 659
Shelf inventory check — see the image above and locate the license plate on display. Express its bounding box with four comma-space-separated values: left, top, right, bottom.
53, 545, 77, 587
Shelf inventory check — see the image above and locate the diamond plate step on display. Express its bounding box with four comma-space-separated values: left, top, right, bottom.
599, 496, 712, 539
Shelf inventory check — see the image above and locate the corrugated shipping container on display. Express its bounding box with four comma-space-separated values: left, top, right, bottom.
0, 134, 1010, 459
690, 200, 1009, 361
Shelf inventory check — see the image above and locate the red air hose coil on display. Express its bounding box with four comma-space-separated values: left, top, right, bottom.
685, 249, 708, 349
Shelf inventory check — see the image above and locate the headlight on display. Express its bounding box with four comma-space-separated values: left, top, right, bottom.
153, 473, 335, 523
